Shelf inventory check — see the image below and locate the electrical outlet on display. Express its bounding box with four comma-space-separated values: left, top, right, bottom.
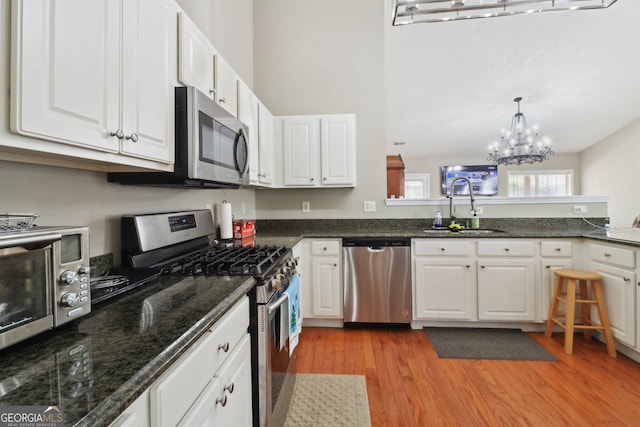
364, 201, 376, 213
573, 205, 587, 214
302, 201, 311, 213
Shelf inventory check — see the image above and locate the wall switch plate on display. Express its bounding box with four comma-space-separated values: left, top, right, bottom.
573, 205, 587, 214
302, 201, 311, 213
364, 201, 376, 212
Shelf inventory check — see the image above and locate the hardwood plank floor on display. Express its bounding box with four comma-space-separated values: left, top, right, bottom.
293, 327, 640, 426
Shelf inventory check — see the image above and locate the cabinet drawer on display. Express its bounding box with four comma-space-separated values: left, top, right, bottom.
477, 241, 536, 257
589, 243, 635, 269
311, 240, 341, 256
150, 297, 249, 427
540, 241, 572, 257
414, 240, 474, 257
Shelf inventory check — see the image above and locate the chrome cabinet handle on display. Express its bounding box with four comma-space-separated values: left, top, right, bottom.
224, 382, 235, 394
110, 130, 124, 139
125, 133, 138, 143
218, 342, 230, 352
216, 395, 228, 407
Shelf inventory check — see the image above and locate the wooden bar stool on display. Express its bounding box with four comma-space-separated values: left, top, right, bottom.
544, 268, 617, 358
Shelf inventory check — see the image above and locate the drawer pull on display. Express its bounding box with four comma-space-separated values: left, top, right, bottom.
224, 382, 235, 394
555, 248, 561, 252
216, 395, 228, 407
604, 252, 611, 257
504, 248, 510, 252
545, 265, 551, 269
218, 342, 230, 352
465, 265, 470, 269
624, 277, 631, 282
481, 265, 486, 269
440, 248, 446, 252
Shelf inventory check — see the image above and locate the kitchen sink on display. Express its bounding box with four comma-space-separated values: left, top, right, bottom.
423, 228, 505, 234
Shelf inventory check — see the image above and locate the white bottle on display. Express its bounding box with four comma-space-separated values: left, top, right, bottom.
433, 212, 442, 228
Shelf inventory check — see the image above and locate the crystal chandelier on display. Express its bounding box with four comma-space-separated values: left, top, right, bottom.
487, 97, 554, 166
392, 0, 620, 26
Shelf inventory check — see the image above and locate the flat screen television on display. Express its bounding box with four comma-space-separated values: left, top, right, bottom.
441, 165, 498, 196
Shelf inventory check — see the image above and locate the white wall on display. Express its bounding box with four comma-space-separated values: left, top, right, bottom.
0, 1, 256, 260
582, 117, 640, 228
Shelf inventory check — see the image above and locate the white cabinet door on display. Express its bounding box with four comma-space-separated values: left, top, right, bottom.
179, 335, 252, 427
238, 81, 259, 184
11, 0, 174, 165
121, 0, 175, 163
589, 262, 636, 347
540, 260, 573, 321
414, 258, 476, 320
311, 255, 342, 318
214, 55, 238, 117
177, 12, 215, 99
11, 0, 120, 153
477, 259, 537, 321
257, 102, 275, 186
283, 117, 319, 186
320, 115, 356, 186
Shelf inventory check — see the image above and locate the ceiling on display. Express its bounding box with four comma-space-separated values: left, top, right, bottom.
385, 0, 640, 159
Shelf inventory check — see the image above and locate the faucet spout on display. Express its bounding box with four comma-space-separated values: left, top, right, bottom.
448, 177, 475, 224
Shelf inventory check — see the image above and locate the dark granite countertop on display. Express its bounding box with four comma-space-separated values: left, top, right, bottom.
0, 275, 255, 426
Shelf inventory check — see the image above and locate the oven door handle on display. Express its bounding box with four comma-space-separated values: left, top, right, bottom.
267, 293, 289, 316
0, 234, 62, 250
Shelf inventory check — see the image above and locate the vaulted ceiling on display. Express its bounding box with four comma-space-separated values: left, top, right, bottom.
385, 0, 640, 159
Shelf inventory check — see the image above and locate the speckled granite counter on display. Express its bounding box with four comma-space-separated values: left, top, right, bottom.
0, 275, 255, 426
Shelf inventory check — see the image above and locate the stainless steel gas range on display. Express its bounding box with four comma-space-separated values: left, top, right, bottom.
95, 210, 298, 427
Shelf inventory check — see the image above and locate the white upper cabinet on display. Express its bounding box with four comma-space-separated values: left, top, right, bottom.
237, 80, 260, 184
10, 0, 175, 168
177, 11, 238, 117
281, 114, 357, 187
214, 55, 239, 117
178, 12, 215, 99
257, 102, 275, 186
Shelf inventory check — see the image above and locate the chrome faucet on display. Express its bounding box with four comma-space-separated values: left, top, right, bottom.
448, 177, 476, 224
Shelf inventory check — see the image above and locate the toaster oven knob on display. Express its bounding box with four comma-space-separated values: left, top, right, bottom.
61, 292, 80, 307
60, 270, 78, 286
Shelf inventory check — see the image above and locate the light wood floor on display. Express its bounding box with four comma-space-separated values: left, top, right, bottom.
293, 327, 640, 426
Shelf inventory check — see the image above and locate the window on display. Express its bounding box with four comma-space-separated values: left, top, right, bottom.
507, 170, 573, 197
404, 173, 430, 199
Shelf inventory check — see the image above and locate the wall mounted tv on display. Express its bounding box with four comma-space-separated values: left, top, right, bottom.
441, 165, 498, 196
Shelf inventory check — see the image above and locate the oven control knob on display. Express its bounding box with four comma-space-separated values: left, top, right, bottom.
61, 292, 80, 307
60, 270, 78, 286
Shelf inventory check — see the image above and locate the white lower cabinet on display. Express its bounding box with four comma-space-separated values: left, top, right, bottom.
540, 240, 576, 321
477, 259, 537, 321
179, 335, 252, 427
413, 240, 476, 320
300, 239, 342, 319
149, 297, 250, 427
586, 242, 636, 347
109, 390, 150, 427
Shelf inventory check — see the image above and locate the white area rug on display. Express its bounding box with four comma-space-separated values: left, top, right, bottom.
283, 374, 371, 427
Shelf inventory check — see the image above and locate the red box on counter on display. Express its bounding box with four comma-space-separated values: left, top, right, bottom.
233, 235, 256, 247
233, 219, 256, 239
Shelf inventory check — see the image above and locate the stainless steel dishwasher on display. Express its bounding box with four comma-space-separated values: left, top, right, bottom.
343, 237, 412, 324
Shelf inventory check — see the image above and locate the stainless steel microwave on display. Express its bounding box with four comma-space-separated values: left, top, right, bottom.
108, 86, 250, 189
0, 226, 91, 350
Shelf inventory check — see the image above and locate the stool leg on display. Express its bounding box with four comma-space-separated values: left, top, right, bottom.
579, 279, 592, 341
564, 279, 576, 355
592, 280, 617, 358
545, 275, 563, 337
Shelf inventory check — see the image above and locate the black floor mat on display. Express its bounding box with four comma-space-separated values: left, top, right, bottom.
424, 327, 558, 361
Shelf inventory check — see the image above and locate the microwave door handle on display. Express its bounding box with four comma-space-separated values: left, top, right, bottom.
0, 233, 62, 250
237, 128, 250, 178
